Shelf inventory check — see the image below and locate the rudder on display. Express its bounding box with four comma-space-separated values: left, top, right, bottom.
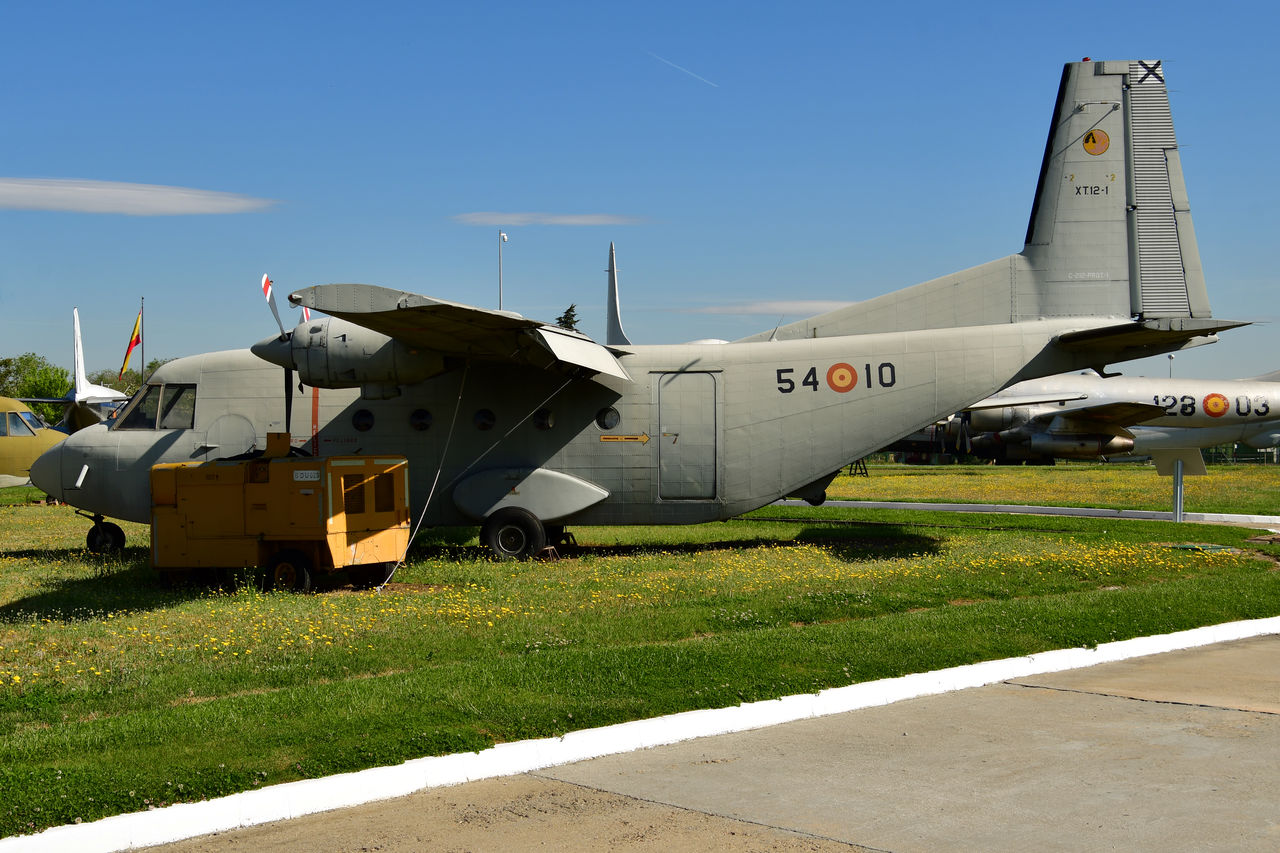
1022, 59, 1207, 321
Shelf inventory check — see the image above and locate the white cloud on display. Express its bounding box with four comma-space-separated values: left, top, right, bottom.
452, 211, 645, 226
686, 300, 854, 316
0, 178, 276, 215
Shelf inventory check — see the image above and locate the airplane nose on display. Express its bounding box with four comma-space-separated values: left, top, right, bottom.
30, 442, 63, 500
251, 333, 296, 370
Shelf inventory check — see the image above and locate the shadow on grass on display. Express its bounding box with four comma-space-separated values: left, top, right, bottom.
0, 548, 214, 623
406, 522, 941, 564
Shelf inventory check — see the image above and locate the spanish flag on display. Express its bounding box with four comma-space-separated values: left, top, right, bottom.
118, 309, 142, 380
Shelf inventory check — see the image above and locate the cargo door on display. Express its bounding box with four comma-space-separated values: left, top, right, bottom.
658, 372, 717, 500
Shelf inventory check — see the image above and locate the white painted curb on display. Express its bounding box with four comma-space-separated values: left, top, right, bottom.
5, 616, 1278, 852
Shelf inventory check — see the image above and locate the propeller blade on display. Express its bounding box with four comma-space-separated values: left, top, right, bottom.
262, 274, 286, 338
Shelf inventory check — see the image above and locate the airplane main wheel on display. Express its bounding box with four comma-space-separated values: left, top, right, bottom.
481, 508, 546, 560
86, 522, 126, 554
265, 550, 312, 593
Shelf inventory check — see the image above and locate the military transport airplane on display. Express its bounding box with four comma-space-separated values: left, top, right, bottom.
32, 59, 1246, 566
895, 369, 1280, 473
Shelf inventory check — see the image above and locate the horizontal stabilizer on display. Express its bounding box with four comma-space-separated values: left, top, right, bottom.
1052, 318, 1249, 364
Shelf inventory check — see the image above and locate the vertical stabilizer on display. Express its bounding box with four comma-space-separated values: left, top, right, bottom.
65, 308, 129, 417
606, 242, 632, 346
1022, 59, 1208, 320
71, 307, 88, 397
736, 59, 1222, 347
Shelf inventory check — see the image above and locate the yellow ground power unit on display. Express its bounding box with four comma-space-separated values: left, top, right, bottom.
150, 438, 409, 591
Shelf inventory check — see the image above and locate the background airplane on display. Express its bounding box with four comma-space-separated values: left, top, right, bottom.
894, 370, 1280, 474
0, 398, 63, 488
33, 59, 1244, 561
22, 308, 131, 432
2, 310, 130, 490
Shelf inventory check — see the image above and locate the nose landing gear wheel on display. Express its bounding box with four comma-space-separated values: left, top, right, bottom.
86, 521, 126, 554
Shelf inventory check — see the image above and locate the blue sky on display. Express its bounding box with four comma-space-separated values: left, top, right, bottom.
1, 1, 1275, 381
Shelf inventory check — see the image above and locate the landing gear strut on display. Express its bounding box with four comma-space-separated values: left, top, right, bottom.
81, 513, 125, 554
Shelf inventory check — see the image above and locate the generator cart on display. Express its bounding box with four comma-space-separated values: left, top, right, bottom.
150, 435, 409, 590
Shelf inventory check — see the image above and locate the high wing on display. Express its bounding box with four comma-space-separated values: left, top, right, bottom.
289, 283, 630, 382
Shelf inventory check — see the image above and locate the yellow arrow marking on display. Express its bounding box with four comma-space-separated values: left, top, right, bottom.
600, 433, 650, 444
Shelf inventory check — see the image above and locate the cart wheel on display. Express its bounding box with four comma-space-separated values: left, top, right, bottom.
480, 507, 546, 560
265, 550, 312, 592
351, 562, 396, 589
86, 521, 125, 554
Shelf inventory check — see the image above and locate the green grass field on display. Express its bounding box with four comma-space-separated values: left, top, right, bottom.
827, 462, 1280, 514
1, 465, 1279, 837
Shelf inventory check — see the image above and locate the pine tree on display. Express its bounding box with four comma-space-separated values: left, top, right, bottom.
554, 304, 579, 331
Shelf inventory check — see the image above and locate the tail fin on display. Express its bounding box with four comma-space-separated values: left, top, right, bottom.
1023, 59, 1208, 320
71, 307, 88, 398
738, 60, 1230, 344
605, 242, 632, 346
66, 308, 130, 426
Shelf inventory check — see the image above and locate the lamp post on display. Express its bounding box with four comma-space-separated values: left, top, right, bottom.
498, 230, 508, 310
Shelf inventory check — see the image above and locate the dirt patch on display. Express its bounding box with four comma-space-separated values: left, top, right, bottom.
143, 775, 860, 853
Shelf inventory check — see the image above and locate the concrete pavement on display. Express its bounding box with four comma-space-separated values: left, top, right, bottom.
146, 634, 1280, 852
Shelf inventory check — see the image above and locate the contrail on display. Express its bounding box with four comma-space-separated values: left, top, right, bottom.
648, 52, 719, 88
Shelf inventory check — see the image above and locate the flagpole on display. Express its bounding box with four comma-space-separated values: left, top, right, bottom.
139, 297, 145, 382
498, 230, 508, 310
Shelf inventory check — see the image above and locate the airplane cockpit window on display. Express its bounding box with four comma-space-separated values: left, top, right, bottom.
0, 416, 7, 437
158, 384, 196, 429
6, 412, 36, 437
18, 411, 45, 432
113, 384, 197, 430
116, 386, 161, 430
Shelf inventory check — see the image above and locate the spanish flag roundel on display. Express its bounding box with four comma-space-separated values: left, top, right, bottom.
826, 363, 857, 393
1203, 393, 1229, 417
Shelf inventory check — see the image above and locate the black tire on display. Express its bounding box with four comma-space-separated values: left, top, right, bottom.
86, 521, 125, 554
480, 507, 546, 560
264, 550, 312, 592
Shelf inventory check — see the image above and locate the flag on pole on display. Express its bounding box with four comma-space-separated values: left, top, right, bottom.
118, 308, 143, 380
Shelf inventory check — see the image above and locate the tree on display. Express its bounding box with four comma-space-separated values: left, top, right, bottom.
88, 357, 173, 397
554, 304, 579, 331
0, 353, 70, 423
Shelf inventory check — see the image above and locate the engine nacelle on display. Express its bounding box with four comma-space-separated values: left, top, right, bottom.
1027, 433, 1135, 459
292, 317, 446, 396
969, 407, 1032, 434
